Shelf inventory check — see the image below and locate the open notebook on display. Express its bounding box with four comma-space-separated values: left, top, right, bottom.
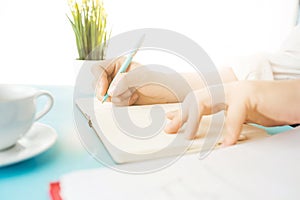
76, 98, 268, 163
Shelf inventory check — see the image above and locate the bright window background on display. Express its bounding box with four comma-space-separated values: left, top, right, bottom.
0, 0, 298, 85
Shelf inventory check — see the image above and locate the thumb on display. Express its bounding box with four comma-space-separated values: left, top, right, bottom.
222, 103, 246, 146
107, 73, 128, 97
107, 66, 154, 97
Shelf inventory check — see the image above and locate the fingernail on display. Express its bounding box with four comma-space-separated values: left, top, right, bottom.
220, 140, 230, 147
169, 120, 177, 127
220, 143, 226, 148
165, 122, 172, 132
165, 122, 171, 129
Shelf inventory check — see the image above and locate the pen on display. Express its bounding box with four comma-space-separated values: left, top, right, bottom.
102, 34, 145, 103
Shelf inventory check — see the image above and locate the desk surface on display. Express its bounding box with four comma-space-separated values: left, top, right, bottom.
0, 86, 292, 200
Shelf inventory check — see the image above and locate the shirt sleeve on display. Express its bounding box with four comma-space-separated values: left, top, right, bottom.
231, 25, 300, 81
268, 25, 300, 80
230, 53, 274, 80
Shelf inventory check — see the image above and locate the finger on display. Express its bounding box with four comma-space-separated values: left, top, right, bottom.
112, 95, 137, 106
91, 63, 106, 94
91, 58, 117, 84
184, 106, 202, 140
105, 56, 141, 77
94, 58, 124, 96
101, 57, 124, 76
109, 66, 155, 95
91, 63, 105, 78
164, 108, 188, 134
94, 57, 139, 97
99, 76, 109, 96
111, 89, 137, 106
222, 103, 246, 147
164, 114, 183, 134
92, 64, 108, 95
94, 74, 109, 99
166, 110, 178, 120
96, 91, 112, 102
111, 89, 132, 104
128, 92, 139, 105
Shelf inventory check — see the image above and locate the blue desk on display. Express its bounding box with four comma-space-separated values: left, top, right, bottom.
0, 86, 292, 200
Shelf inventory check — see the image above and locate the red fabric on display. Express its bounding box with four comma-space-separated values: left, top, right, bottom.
49, 182, 62, 200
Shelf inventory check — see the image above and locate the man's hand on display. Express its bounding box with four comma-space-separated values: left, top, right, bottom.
164, 80, 300, 146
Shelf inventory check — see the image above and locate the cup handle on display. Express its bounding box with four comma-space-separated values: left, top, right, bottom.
34, 90, 54, 121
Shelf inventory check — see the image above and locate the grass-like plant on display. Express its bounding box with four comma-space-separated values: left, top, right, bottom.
67, 0, 111, 60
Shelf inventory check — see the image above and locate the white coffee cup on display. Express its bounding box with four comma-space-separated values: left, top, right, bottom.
0, 85, 54, 151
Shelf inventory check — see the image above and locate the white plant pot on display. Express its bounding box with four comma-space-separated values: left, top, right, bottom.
73, 59, 107, 97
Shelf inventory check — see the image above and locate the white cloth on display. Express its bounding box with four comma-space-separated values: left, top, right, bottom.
231, 25, 300, 80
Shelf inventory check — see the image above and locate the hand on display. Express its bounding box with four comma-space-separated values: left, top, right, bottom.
92, 58, 238, 106
106, 65, 193, 106
164, 80, 300, 146
92, 57, 141, 104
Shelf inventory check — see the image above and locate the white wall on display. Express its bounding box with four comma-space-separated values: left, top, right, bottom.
0, 0, 298, 85
0, 0, 76, 85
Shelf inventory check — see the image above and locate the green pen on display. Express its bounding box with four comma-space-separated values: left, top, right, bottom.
102, 34, 145, 103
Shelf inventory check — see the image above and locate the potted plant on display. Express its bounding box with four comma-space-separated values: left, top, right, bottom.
67, 0, 111, 94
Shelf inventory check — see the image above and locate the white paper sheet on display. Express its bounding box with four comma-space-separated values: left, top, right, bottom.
60, 127, 300, 200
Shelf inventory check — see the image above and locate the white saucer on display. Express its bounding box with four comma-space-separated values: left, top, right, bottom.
0, 123, 57, 167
